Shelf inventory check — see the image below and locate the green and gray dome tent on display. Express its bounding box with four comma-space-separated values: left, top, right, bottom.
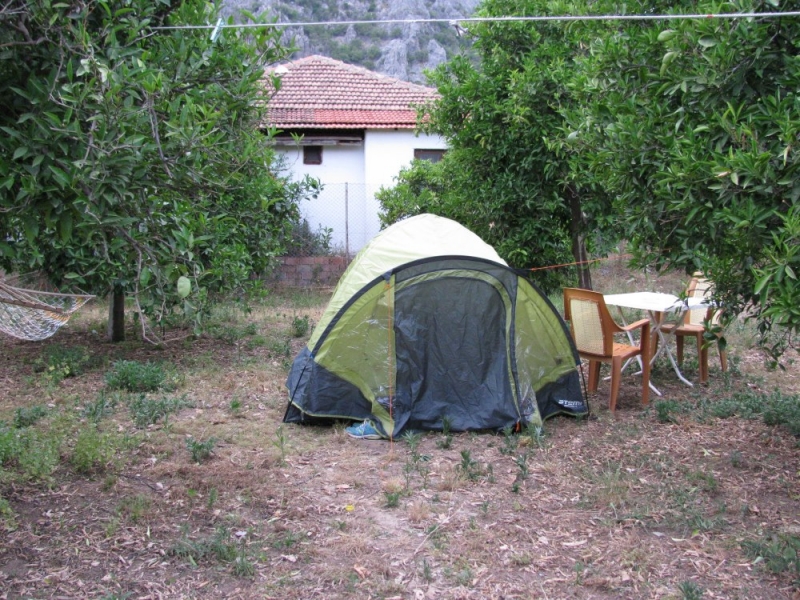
284, 214, 587, 437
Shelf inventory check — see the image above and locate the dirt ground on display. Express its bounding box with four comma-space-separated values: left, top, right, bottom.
0, 269, 798, 600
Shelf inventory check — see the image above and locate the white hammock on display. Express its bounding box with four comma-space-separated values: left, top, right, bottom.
0, 281, 94, 341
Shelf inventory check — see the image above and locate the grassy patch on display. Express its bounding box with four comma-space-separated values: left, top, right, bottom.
105, 360, 182, 393
128, 394, 191, 429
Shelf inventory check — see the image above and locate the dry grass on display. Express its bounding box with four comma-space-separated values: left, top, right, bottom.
0, 269, 798, 600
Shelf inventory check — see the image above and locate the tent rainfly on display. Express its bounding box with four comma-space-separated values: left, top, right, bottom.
284, 214, 587, 438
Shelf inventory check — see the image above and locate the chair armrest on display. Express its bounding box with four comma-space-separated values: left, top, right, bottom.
619, 318, 650, 333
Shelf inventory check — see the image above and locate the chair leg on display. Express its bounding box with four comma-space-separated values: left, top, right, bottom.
609, 356, 623, 412
697, 332, 708, 383
588, 360, 601, 393
676, 335, 685, 365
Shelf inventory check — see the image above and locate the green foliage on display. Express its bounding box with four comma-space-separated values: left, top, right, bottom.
568, 0, 800, 350
128, 394, 191, 429
741, 532, 800, 582
384, 490, 401, 508
283, 219, 333, 257
186, 437, 216, 463
13, 405, 48, 429
377, 0, 621, 292
272, 426, 288, 466
81, 392, 119, 423
0, 0, 318, 340
105, 360, 180, 393
35, 346, 92, 384
71, 425, 117, 474
290, 315, 310, 338
436, 415, 454, 449
117, 494, 151, 524
678, 580, 705, 600
0, 495, 17, 531
701, 389, 800, 438
171, 526, 254, 576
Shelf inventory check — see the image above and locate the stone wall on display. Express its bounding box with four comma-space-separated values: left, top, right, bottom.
270, 256, 349, 287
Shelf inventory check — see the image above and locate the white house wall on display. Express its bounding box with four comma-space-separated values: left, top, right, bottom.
276, 130, 447, 255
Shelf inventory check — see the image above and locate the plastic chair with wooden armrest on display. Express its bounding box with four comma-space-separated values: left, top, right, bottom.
563, 288, 651, 412
660, 275, 728, 383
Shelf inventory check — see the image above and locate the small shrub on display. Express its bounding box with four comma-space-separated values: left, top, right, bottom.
655, 400, 681, 424
499, 426, 518, 455
269, 338, 291, 358
678, 580, 704, 600
35, 345, 92, 383
290, 315, 310, 338
0, 495, 17, 531
118, 494, 151, 523
436, 415, 453, 449
105, 360, 181, 393
187, 437, 216, 463
71, 425, 116, 474
13, 405, 48, 429
384, 490, 401, 508
16, 429, 60, 481
741, 532, 800, 580
81, 392, 119, 422
128, 394, 190, 429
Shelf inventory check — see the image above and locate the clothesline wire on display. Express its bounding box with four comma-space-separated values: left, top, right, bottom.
152, 11, 800, 31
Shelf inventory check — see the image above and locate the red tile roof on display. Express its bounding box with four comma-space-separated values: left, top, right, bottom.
264, 55, 438, 130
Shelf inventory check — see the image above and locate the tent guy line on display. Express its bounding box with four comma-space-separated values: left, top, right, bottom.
152, 10, 800, 31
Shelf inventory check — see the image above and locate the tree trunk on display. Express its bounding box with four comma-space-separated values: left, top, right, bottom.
568, 187, 593, 290
107, 285, 125, 342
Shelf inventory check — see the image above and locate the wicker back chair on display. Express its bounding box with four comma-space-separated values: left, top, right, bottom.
660, 275, 728, 383
563, 288, 651, 412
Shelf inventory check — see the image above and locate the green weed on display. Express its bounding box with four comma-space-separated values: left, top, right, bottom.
458, 450, 483, 482
71, 424, 117, 474
499, 426, 518, 455
654, 399, 682, 424
81, 392, 119, 422
272, 426, 288, 466
171, 526, 253, 576
118, 494, 151, 524
186, 437, 216, 463
384, 490, 401, 508
677, 580, 704, 600
13, 405, 48, 428
700, 389, 800, 438
105, 360, 181, 393
436, 415, 453, 449
290, 315, 310, 338
0, 495, 17, 531
128, 394, 190, 429
741, 531, 800, 581
35, 345, 92, 384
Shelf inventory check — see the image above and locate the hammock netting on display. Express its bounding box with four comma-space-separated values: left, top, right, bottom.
0, 281, 94, 341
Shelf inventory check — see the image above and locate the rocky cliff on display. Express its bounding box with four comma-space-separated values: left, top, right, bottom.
221, 0, 479, 84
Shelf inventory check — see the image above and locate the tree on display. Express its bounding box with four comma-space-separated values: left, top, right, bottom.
378, 0, 620, 292
568, 0, 800, 354
0, 0, 317, 342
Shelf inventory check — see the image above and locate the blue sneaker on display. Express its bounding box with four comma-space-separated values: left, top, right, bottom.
346, 420, 383, 440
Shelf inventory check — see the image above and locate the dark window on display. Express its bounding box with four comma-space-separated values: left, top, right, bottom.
414, 149, 446, 163
304, 146, 322, 165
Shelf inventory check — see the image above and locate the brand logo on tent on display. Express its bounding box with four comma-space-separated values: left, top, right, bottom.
555, 398, 585, 409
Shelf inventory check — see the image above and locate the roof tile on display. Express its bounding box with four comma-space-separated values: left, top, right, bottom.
264, 55, 438, 129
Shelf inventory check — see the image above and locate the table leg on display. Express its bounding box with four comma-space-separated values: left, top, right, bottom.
649, 310, 694, 387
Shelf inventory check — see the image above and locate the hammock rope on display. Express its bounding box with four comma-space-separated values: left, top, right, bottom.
0, 280, 94, 341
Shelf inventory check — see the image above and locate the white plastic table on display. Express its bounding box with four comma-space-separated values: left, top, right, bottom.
604, 292, 710, 389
